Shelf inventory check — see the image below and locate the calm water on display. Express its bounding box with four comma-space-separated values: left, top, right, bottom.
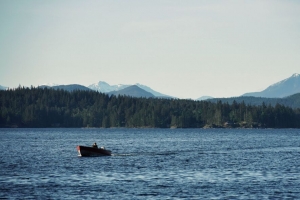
0, 128, 300, 199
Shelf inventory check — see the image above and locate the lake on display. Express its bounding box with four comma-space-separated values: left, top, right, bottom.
0, 128, 300, 199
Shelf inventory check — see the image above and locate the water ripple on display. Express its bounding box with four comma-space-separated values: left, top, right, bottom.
1, 128, 300, 199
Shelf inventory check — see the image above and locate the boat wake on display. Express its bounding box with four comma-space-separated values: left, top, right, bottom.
111, 151, 179, 157
111, 153, 133, 157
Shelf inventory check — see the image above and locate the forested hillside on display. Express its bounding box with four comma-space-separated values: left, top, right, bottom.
207, 93, 300, 109
1, 87, 300, 128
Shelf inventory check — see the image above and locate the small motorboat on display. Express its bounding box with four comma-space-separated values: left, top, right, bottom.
77, 145, 112, 157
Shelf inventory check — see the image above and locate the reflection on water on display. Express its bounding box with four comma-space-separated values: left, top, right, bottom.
0, 128, 300, 199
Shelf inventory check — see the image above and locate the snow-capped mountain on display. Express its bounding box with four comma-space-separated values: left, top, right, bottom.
88, 81, 129, 93
242, 73, 300, 98
0, 85, 8, 90
88, 81, 172, 98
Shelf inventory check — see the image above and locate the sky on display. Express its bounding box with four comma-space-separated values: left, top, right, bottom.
1, 1, 300, 99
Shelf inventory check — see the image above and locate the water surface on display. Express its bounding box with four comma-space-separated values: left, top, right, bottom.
0, 128, 300, 199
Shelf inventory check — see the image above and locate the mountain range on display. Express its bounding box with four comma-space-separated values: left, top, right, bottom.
1, 73, 299, 102
37, 82, 173, 98
88, 81, 172, 98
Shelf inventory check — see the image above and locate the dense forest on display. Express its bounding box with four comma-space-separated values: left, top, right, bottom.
1, 87, 300, 128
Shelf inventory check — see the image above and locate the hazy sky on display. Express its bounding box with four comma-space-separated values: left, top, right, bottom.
1, 1, 299, 99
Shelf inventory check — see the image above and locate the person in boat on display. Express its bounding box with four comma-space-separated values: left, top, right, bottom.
92, 142, 98, 148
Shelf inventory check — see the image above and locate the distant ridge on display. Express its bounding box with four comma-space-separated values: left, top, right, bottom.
0, 85, 8, 90
135, 83, 173, 98
206, 92, 300, 109
242, 73, 300, 98
108, 85, 155, 98
39, 84, 92, 92
196, 96, 214, 101
88, 81, 172, 98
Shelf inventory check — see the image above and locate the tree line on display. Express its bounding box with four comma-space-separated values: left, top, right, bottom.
207, 94, 300, 109
1, 87, 300, 128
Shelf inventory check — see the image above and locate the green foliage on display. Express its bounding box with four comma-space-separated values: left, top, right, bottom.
1, 87, 300, 128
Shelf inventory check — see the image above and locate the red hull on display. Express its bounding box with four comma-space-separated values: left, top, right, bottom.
77, 146, 112, 157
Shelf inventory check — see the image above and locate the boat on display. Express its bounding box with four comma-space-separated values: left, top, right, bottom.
77, 145, 112, 157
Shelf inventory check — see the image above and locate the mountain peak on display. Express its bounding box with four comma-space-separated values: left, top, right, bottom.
292, 73, 300, 78
88, 81, 128, 93
88, 81, 172, 98
108, 85, 155, 98
242, 73, 300, 98
270, 73, 300, 87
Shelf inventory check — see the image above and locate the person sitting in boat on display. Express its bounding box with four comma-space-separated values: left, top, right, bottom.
92, 142, 98, 148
